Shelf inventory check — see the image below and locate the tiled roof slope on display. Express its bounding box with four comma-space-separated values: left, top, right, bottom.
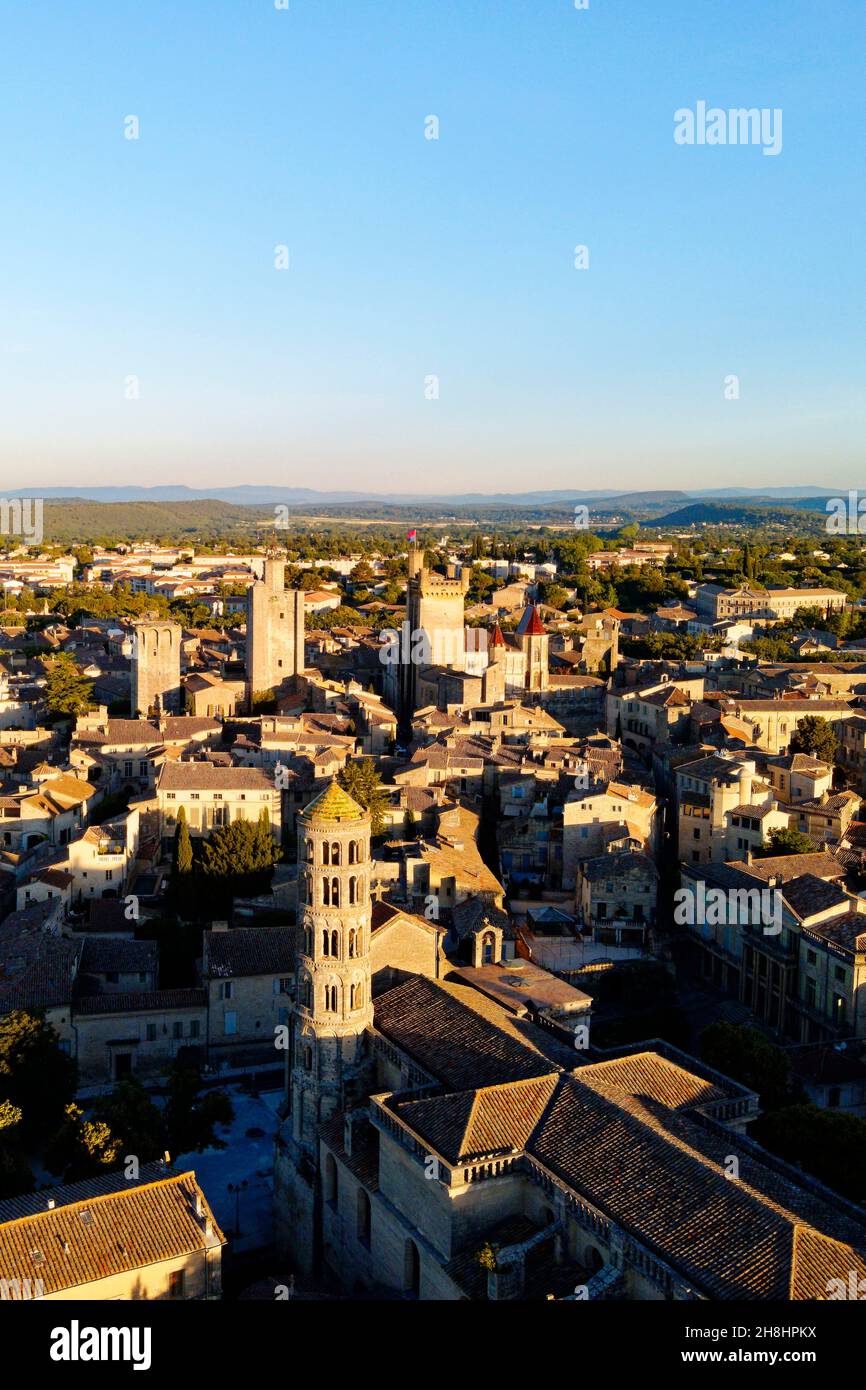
393, 1074, 558, 1164
531, 1081, 866, 1300
203, 926, 295, 978
0, 1171, 224, 1298
372, 975, 573, 1087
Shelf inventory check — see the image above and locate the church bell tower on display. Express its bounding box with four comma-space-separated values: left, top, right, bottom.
275, 779, 374, 1273
290, 780, 374, 1154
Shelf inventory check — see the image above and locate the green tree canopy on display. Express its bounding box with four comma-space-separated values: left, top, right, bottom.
0, 1011, 77, 1141
43, 653, 94, 719
339, 758, 388, 837
700, 1022, 791, 1112
789, 715, 838, 765
756, 827, 815, 858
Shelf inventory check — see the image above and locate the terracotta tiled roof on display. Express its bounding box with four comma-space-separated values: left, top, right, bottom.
203, 926, 295, 979
79, 937, 158, 975
574, 1052, 739, 1112
392, 1074, 558, 1164
530, 1078, 866, 1301
157, 763, 274, 792
516, 604, 546, 638
0, 1171, 224, 1298
733, 852, 845, 882
73, 988, 207, 1016
372, 975, 570, 1088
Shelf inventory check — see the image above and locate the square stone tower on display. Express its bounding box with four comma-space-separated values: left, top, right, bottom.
131, 620, 182, 717
246, 558, 305, 707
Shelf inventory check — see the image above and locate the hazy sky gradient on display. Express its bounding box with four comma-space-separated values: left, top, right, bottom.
1, 0, 863, 492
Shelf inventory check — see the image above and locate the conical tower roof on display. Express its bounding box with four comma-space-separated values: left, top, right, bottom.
516, 604, 546, 638
301, 777, 367, 823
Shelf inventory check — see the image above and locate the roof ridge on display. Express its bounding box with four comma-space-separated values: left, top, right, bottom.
1, 1170, 198, 1228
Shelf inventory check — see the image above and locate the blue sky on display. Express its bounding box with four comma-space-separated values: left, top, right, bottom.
0, 0, 863, 493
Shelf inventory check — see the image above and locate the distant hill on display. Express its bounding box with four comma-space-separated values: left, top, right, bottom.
4, 484, 692, 508
40, 499, 267, 544
645, 501, 807, 528
1, 482, 837, 507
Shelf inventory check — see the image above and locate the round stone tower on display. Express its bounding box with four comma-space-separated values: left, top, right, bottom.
290, 779, 373, 1155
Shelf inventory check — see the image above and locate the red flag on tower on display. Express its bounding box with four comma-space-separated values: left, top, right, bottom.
407, 529, 417, 543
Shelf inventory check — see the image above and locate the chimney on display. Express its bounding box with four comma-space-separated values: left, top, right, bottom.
194, 1192, 204, 1220
46, 1198, 55, 1210
745, 849, 753, 866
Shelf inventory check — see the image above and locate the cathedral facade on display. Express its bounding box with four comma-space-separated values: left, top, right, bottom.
273, 783, 866, 1301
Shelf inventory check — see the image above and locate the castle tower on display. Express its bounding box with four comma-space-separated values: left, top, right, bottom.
131, 620, 182, 717
397, 533, 470, 735
246, 558, 305, 707
275, 780, 373, 1272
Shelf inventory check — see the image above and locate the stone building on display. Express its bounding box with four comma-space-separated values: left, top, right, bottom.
576, 849, 658, 947
201, 923, 295, 1067
246, 558, 306, 707
131, 620, 182, 717
156, 763, 281, 843
561, 781, 658, 888
695, 584, 846, 624
275, 962, 866, 1300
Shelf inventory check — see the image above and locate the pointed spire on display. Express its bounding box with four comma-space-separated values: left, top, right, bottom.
517, 604, 545, 638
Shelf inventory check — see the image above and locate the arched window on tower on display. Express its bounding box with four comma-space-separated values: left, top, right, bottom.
348, 839, 359, 865
350, 982, 363, 1010
324, 983, 338, 1012
348, 875, 357, 905
329, 929, 339, 959
331, 842, 341, 866
322, 929, 331, 957
348, 928, 356, 958
303, 1046, 313, 1072
330, 877, 340, 908
300, 974, 312, 1008
322, 878, 330, 907
322, 841, 330, 866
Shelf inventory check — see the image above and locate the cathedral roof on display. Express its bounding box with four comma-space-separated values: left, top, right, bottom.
516, 604, 546, 638
301, 778, 367, 823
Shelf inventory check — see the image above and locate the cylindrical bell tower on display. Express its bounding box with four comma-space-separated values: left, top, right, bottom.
290, 780, 373, 1153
